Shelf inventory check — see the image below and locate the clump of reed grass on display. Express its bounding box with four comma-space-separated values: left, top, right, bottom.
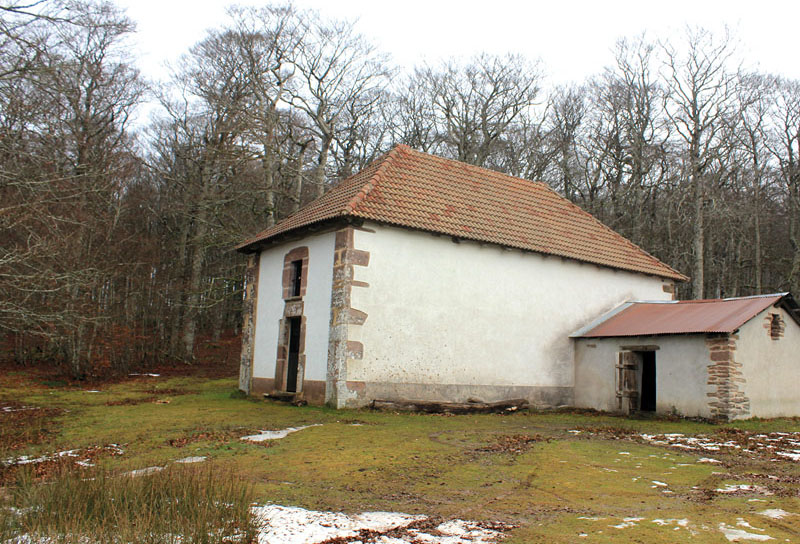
0, 463, 256, 543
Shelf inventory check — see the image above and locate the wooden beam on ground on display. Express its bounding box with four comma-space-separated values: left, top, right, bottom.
370, 398, 529, 414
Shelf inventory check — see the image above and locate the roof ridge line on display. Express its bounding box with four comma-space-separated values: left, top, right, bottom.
344, 146, 401, 214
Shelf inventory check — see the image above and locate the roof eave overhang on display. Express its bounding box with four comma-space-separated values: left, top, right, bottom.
234, 214, 687, 282
775, 293, 800, 328
234, 217, 357, 254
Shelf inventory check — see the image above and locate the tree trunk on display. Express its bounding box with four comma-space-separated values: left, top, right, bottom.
261, 142, 276, 228
181, 171, 213, 362
314, 134, 331, 198
691, 175, 705, 300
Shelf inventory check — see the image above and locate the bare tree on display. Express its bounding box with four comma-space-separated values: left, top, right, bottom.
766, 77, 800, 294
662, 27, 738, 299
290, 13, 389, 196
0, 0, 144, 375
547, 85, 587, 201
417, 53, 541, 167
229, 4, 304, 227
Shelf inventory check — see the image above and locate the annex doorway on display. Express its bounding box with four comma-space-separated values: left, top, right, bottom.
615, 349, 657, 414
639, 351, 656, 412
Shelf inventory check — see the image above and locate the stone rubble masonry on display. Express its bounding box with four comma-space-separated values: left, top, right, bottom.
238, 253, 260, 393
326, 226, 370, 408
705, 334, 750, 420
764, 313, 785, 340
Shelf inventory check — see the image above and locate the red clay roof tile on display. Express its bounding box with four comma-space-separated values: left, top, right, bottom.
237, 144, 687, 281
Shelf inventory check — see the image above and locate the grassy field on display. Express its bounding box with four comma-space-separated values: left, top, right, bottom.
0, 367, 799, 543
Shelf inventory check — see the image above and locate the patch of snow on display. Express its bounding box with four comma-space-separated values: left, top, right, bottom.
241, 424, 322, 442
129, 373, 161, 377
698, 457, 722, 464
652, 519, 689, 527
775, 451, 800, 461
413, 519, 509, 543
84, 390, 102, 393
251, 505, 423, 543
124, 466, 165, 477
651, 481, 668, 487
250, 505, 509, 544
577, 516, 603, 521
175, 456, 207, 464
715, 484, 773, 495
718, 523, 774, 542
636, 431, 800, 462
2, 448, 88, 467
567, 430, 581, 434
758, 509, 793, 520
1, 405, 38, 412
618, 451, 630, 455
737, 519, 765, 530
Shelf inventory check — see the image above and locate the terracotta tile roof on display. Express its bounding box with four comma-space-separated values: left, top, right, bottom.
572, 293, 795, 337
237, 144, 687, 281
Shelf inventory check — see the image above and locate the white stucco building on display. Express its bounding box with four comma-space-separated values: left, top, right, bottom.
235, 145, 800, 419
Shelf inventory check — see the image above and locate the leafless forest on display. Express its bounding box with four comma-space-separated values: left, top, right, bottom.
2, 1, 798, 377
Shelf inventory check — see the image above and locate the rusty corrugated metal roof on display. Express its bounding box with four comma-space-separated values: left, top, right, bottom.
236, 145, 687, 281
573, 294, 791, 338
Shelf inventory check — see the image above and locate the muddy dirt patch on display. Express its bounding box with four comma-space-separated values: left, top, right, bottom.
0, 401, 63, 451
475, 434, 549, 455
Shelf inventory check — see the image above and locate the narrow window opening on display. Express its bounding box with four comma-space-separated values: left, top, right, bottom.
290, 260, 302, 297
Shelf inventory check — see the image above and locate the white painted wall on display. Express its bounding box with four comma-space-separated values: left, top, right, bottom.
573, 335, 712, 417
348, 222, 671, 397
252, 231, 336, 383
737, 306, 800, 418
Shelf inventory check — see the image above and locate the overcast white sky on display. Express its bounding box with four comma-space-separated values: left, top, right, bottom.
115, 0, 800, 113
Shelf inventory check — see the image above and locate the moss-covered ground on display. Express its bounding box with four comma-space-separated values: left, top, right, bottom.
1, 368, 799, 542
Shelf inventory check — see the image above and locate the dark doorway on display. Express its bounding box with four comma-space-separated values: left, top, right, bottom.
639, 351, 656, 412
286, 317, 301, 392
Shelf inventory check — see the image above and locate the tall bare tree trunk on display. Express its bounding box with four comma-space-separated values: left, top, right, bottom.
181, 172, 212, 362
